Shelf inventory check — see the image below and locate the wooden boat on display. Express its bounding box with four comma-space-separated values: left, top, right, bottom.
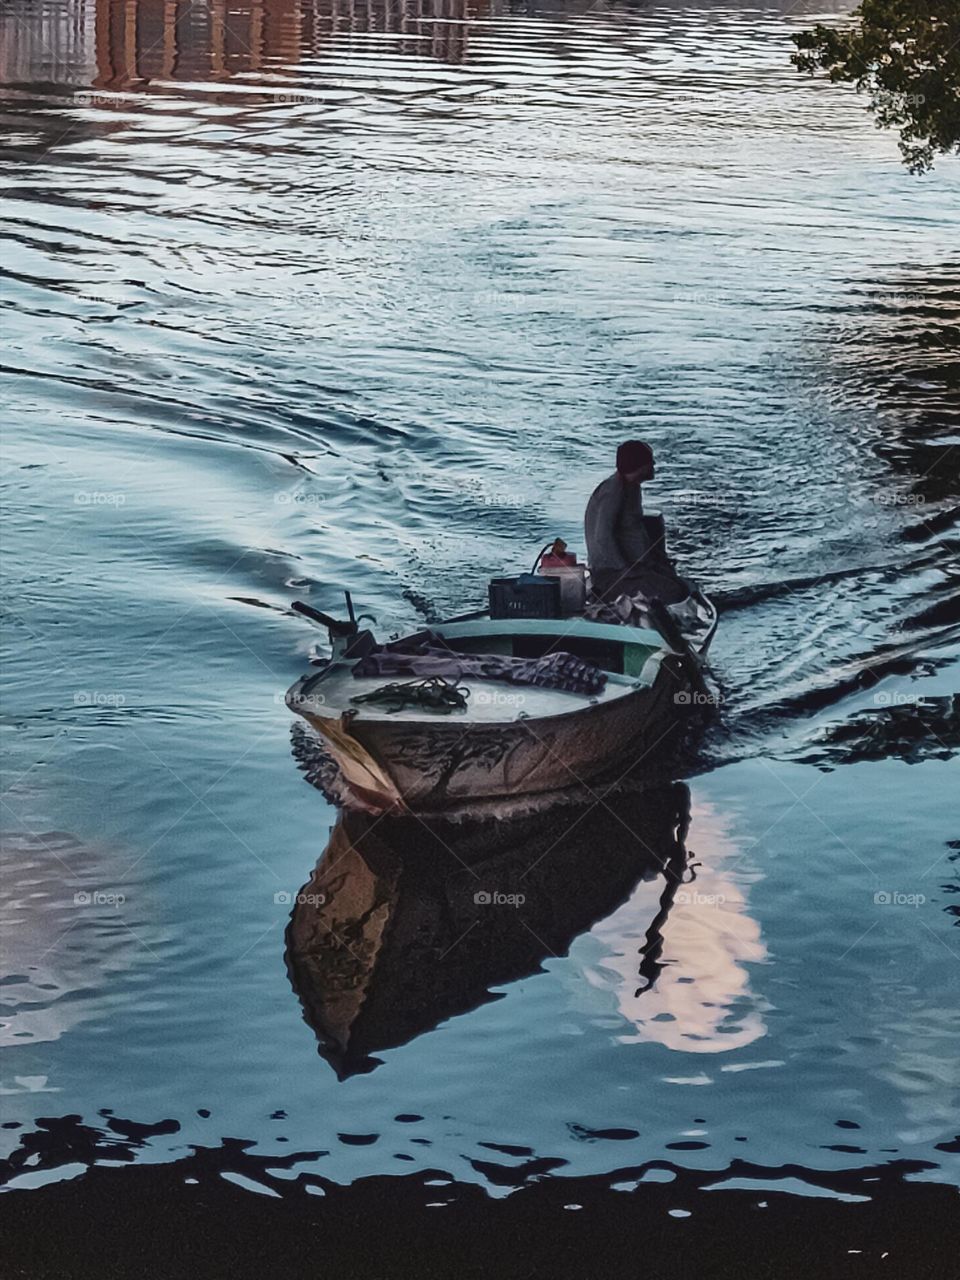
286, 587, 717, 817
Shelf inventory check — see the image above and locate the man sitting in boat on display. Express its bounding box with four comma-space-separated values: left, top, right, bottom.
584, 440, 688, 605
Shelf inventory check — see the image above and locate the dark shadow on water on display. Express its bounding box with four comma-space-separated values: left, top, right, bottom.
2, 1122, 955, 1280
285, 782, 692, 1078
790, 694, 960, 769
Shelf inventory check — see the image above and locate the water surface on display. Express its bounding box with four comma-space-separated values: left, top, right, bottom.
1, 0, 958, 1207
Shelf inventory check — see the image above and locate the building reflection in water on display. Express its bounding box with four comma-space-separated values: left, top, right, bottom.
0, 0, 494, 89
88, 0, 490, 90
0, 0, 98, 85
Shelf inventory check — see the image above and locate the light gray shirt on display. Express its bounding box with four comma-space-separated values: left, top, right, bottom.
584, 472, 650, 571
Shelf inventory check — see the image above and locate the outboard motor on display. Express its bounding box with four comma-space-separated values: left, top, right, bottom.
291, 592, 377, 659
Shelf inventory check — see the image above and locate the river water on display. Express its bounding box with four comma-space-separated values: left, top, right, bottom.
1, 0, 958, 1210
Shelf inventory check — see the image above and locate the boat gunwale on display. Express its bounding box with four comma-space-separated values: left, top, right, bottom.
285, 604, 717, 728
294, 664, 672, 747
289, 655, 667, 730
292, 661, 654, 724
428, 616, 667, 649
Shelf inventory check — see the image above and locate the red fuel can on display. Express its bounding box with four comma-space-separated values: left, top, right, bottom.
540, 539, 578, 570
541, 549, 577, 569
538, 540, 586, 614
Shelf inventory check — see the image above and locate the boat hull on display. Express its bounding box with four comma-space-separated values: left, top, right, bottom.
290, 653, 692, 815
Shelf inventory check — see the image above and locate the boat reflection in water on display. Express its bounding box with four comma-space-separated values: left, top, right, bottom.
286, 782, 699, 1077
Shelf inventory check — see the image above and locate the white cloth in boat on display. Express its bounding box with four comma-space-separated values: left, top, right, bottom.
352, 640, 607, 697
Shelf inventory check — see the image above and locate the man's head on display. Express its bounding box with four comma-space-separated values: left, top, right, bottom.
616, 440, 654, 484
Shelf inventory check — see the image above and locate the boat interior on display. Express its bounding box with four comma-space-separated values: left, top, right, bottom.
294, 618, 667, 724
429, 618, 664, 677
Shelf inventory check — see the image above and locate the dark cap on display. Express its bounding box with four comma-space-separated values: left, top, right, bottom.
616, 440, 653, 475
